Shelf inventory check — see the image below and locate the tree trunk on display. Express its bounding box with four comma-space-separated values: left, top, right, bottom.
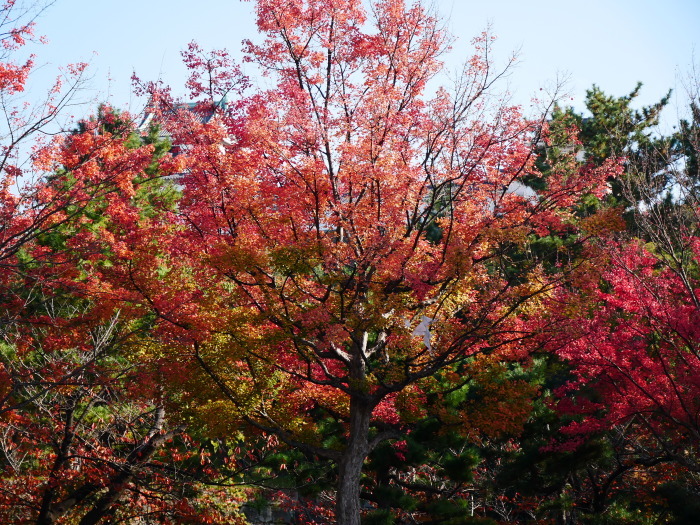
336, 395, 373, 525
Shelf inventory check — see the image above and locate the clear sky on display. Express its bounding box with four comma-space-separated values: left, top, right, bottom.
25, 0, 700, 127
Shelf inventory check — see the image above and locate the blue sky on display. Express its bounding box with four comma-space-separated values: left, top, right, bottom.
26, 0, 700, 127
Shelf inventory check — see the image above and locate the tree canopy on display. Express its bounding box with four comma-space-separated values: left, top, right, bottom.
0, 0, 698, 523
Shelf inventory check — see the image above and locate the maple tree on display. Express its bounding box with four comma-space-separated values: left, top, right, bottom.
115, 1, 619, 522
494, 81, 698, 523
0, 3, 246, 520
539, 83, 700, 522
0, 104, 251, 523
541, 238, 700, 522
0, 0, 95, 424
0, 0, 91, 289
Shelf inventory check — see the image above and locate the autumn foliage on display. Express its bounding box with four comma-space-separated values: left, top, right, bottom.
0, 0, 699, 523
